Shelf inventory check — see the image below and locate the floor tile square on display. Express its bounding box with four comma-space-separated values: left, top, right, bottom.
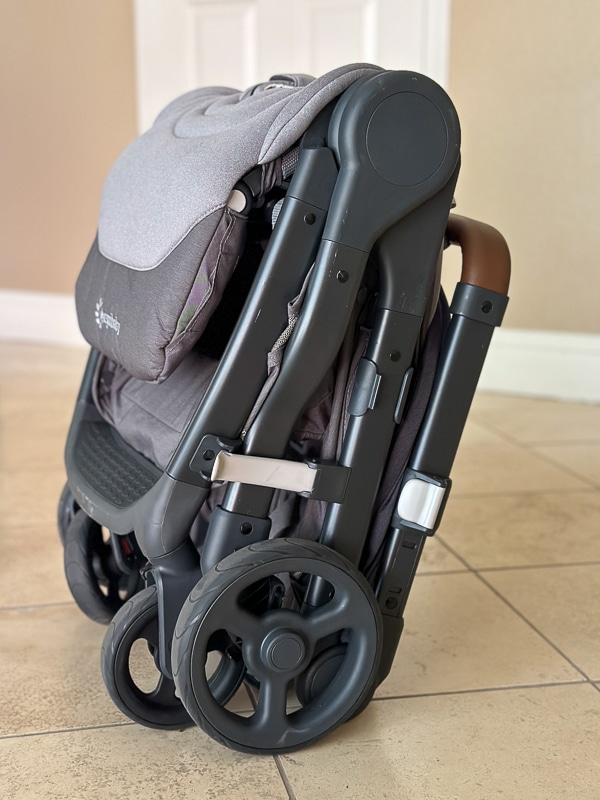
0, 469, 67, 528
485, 564, 600, 679
470, 393, 600, 444
0, 605, 123, 735
1, 407, 71, 471
0, 342, 87, 379
533, 443, 600, 487
450, 422, 588, 496
416, 536, 466, 574
375, 572, 580, 698
0, 524, 71, 607
439, 490, 600, 568
0, 726, 288, 800
279, 684, 600, 799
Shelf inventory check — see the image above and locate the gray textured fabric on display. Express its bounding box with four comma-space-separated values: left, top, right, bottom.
94, 349, 333, 471
77, 64, 381, 382
76, 207, 245, 382
98, 64, 381, 270
242, 264, 316, 436
93, 352, 219, 469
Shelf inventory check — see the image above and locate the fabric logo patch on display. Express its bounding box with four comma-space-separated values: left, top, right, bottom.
95, 298, 121, 335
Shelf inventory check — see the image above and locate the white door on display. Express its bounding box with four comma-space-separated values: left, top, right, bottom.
134, 0, 451, 131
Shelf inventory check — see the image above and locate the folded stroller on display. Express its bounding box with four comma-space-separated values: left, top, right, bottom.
60, 64, 510, 754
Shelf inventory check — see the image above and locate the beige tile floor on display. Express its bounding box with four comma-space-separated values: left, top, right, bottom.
1, 341, 599, 799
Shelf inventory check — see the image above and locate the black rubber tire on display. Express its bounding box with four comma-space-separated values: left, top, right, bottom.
101, 585, 193, 730
63, 510, 142, 624
57, 483, 79, 546
172, 538, 382, 755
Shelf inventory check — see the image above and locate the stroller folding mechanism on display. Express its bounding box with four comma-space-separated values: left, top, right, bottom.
60, 64, 510, 754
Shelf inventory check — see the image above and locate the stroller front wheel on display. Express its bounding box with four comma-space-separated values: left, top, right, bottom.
101, 585, 194, 730
172, 538, 382, 754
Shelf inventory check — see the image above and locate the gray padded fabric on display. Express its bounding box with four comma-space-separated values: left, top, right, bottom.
93, 352, 219, 469
93, 352, 334, 470
76, 207, 244, 382
98, 64, 381, 269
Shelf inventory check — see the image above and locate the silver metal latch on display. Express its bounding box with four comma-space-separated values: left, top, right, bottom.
211, 452, 350, 503
211, 452, 316, 493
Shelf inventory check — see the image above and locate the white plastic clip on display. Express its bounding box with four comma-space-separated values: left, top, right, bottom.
397, 478, 447, 531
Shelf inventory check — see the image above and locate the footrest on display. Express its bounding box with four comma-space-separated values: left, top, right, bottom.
74, 421, 162, 508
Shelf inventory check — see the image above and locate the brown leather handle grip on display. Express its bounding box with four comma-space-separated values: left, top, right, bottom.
446, 213, 511, 295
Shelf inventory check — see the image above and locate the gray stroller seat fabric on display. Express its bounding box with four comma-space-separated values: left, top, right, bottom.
75, 64, 382, 383
94, 350, 335, 473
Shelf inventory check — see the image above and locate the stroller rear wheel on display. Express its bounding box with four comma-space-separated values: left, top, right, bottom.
172, 538, 382, 754
63, 510, 144, 624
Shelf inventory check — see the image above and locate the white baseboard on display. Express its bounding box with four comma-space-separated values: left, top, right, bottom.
0, 289, 85, 348
479, 327, 600, 403
1, 290, 599, 402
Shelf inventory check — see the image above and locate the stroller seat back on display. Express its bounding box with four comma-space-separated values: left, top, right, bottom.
76, 64, 380, 382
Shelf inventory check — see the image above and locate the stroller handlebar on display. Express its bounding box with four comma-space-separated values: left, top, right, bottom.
447, 213, 511, 295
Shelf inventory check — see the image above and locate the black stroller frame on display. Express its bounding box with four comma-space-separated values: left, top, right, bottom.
63, 70, 510, 754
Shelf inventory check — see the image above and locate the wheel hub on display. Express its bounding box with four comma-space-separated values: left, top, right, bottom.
261, 629, 307, 672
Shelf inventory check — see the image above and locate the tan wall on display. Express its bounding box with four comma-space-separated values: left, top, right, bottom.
448, 0, 600, 333
2, 0, 598, 336
0, 0, 137, 295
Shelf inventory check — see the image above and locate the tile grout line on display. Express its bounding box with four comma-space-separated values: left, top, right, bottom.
516, 438, 600, 448
464, 560, 600, 574
0, 600, 76, 613
0, 721, 135, 742
475, 570, 596, 683
468, 410, 600, 449
452, 484, 600, 500
2, 680, 594, 744
527, 447, 600, 491
436, 535, 596, 684
372, 678, 591, 703
468, 418, 600, 491
468, 416, 600, 450
273, 756, 298, 800
413, 561, 600, 580
415, 569, 469, 578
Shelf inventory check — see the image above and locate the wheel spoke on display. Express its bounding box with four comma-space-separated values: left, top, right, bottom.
251, 673, 291, 740
147, 673, 180, 708
136, 616, 160, 654
301, 590, 352, 641
104, 569, 122, 603
216, 596, 263, 643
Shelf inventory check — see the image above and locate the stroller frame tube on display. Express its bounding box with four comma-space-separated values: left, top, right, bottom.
374, 215, 511, 684
200, 72, 461, 576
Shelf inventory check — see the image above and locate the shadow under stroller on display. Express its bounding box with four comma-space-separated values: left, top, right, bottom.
60, 64, 510, 754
